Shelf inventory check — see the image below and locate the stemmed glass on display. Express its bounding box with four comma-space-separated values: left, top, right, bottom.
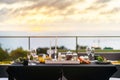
54, 49, 57, 60
27, 52, 31, 62
86, 46, 91, 56
91, 47, 95, 60
30, 49, 38, 62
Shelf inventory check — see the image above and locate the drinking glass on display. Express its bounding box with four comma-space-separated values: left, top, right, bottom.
86, 47, 91, 56
91, 47, 95, 54
91, 47, 95, 60
30, 49, 38, 62
27, 53, 31, 62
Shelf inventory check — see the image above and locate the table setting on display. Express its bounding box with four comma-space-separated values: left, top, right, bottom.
13, 46, 116, 66
7, 49, 117, 80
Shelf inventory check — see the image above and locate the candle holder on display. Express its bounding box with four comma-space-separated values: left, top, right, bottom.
54, 49, 57, 60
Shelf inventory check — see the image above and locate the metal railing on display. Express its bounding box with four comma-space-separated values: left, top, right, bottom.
1, 36, 120, 53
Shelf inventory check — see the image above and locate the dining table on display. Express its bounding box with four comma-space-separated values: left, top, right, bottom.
7, 62, 117, 80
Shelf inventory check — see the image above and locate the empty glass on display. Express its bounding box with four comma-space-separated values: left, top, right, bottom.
91, 47, 95, 60
30, 49, 38, 62
86, 47, 91, 56
27, 53, 31, 62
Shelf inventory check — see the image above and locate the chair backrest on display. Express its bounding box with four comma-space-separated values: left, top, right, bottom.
63, 66, 117, 80
7, 66, 61, 80
0, 66, 8, 78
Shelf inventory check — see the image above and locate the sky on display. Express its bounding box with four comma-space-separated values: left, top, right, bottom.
0, 0, 120, 36
1, 0, 120, 50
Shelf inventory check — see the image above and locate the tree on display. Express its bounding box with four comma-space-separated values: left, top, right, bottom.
77, 45, 87, 50
59, 46, 67, 50
80, 46, 87, 49
103, 47, 113, 50
36, 47, 48, 54
0, 45, 9, 61
94, 47, 101, 50
10, 47, 28, 60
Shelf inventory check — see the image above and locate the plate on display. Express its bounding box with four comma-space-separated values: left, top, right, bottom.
111, 61, 120, 65
45, 60, 80, 64
95, 61, 111, 64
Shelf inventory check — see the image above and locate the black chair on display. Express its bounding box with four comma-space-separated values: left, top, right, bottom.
7, 66, 61, 80
111, 65, 120, 78
63, 66, 117, 80
0, 66, 8, 78
0, 66, 8, 80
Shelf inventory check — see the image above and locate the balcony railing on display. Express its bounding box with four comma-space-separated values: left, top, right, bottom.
1, 36, 120, 53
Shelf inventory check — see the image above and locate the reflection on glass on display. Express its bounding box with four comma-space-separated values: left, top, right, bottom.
86, 46, 91, 56
30, 49, 38, 62
27, 52, 31, 62
91, 47, 95, 57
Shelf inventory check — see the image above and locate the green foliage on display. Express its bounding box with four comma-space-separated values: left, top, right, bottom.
0, 46, 9, 61
0, 61, 12, 64
14, 57, 27, 63
96, 56, 104, 62
59, 46, 67, 50
78, 45, 87, 49
36, 46, 68, 54
94, 47, 101, 50
36, 47, 48, 54
103, 47, 113, 50
10, 47, 28, 60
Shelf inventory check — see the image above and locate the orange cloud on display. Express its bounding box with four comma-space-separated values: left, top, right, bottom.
0, 0, 120, 32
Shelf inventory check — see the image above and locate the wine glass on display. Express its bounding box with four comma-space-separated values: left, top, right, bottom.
27, 53, 31, 62
30, 49, 38, 62
86, 46, 91, 60
91, 47, 95, 60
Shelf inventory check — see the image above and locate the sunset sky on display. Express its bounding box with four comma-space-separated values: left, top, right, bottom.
0, 0, 120, 35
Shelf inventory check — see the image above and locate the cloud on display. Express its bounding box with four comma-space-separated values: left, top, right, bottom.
0, 0, 120, 26
0, 0, 37, 4
0, 0, 36, 24
0, 7, 12, 22
0, 0, 18, 4
21, 0, 74, 14
96, 0, 110, 3
0, 0, 76, 24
